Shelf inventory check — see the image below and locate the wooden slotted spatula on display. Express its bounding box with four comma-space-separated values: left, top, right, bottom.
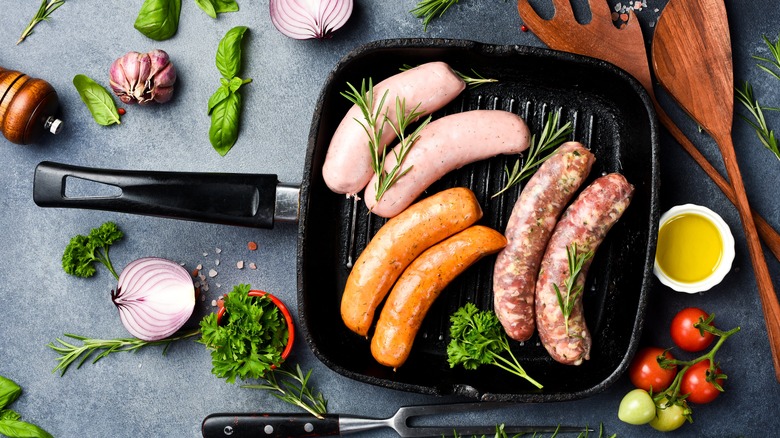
516, 0, 780, 263
652, 0, 780, 381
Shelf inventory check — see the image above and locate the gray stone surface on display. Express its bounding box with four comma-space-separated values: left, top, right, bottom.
0, 0, 779, 437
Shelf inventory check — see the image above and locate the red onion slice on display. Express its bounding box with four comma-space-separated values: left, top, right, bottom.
269, 0, 353, 40
112, 257, 195, 341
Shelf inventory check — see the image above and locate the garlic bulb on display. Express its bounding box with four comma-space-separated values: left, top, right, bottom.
109, 49, 176, 105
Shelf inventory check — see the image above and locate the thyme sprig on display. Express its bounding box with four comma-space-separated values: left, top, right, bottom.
553, 243, 594, 337
411, 0, 459, 31
47, 329, 201, 376
736, 82, 780, 161
242, 364, 328, 419
342, 79, 431, 202
493, 111, 573, 198
17, 0, 65, 45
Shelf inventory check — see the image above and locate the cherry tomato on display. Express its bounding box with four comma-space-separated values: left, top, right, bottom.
618, 389, 656, 425
629, 347, 677, 392
681, 360, 723, 404
649, 398, 689, 432
670, 307, 715, 352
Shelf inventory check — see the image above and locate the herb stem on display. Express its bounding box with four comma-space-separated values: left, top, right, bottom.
18, 0, 65, 45
735, 81, 780, 160
492, 111, 573, 197
48, 329, 201, 376
411, 0, 459, 31
242, 364, 328, 419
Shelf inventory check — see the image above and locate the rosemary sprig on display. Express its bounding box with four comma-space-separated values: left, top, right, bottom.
401, 64, 497, 89
553, 243, 594, 337
242, 364, 328, 419
492, 111, 573, 198
342, 79, 430, 202
411, 0, 459, 31
47, 329, 201, 376
17, 0, 65, 45
753, 34, 780, 81
735, 81, 780, 160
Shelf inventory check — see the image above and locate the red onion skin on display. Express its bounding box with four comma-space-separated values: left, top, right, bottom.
113, 257, 195, 341
269, 0, 353, 40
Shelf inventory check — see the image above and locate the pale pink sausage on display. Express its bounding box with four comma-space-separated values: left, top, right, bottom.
364, 110, 531, 217
535, 173, 634, 365
493, 142, 595, 342
322, 62, 466, 196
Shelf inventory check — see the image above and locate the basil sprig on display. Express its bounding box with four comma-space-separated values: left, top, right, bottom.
208, 26, 252, 156
135, 0, 239, 41
0, 375, 52, 438
72, 75, 121, 126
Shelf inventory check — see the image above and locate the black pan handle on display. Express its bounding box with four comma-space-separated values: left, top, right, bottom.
33, 161, 280, 228
202, 413, 341, 438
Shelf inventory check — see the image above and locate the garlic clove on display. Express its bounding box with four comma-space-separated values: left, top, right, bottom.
108, 57, 131, 98
147, 49, 170, 78
120, 52, 143, 93
152, 84, 175, 104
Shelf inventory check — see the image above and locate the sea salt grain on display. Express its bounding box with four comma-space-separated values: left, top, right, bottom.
208, 269, 218, 278
237, 261, 244, 269
215, 259, 220, 266
249, 262, 257, 270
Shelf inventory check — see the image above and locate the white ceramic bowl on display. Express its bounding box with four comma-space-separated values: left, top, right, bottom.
653, 204, 735, 293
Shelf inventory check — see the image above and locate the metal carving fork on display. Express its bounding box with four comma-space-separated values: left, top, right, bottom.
202, 402, 589, 437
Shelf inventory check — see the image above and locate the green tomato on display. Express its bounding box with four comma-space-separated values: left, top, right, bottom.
649, 398, 688, 432
618, 389, 656, 425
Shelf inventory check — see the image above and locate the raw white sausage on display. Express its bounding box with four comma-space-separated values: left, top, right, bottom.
322, 62, 465, 196
364, 110, 531, 217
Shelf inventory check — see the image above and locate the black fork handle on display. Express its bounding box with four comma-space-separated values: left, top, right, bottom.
33, 161, 280, 229
202, 413, 341, 438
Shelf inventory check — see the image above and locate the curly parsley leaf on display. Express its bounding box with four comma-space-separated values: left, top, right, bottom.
447, 303, 542, 389
61, 222, 123, 280
199, 284, 288, 384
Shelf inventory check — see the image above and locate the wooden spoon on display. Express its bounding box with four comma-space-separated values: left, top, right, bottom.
653, 0, 780, 381
516, 0, 780, 263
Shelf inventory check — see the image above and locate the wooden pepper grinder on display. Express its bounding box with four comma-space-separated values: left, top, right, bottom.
0, 66, 62, 145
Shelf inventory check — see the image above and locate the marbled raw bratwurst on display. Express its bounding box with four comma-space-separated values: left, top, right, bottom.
535, 173, 634, 365
493, 142, 595, 342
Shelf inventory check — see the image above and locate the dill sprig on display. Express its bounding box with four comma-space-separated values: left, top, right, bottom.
17, 0, 65, 45
411, 0, 459, 31
735, 81, 780, 161
553, 243, 594, 337
242, 364, 328, 419
492, 111, 573, 198
342, 78, 430, 202
47, 329, 201, 376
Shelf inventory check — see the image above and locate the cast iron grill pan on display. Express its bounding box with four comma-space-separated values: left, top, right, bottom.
298, 39, 659, 402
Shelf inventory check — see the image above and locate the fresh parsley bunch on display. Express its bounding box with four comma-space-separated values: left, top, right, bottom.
199, 284, 288, 384
447, 303, 543, 389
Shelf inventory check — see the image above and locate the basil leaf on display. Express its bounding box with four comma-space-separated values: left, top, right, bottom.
72, 75, 121, 126
213, 0, 239, 13
0, 376, 21, 410
228, 77, 244, 93
0, 409, 21, 421
0, 419, 53, 438
194, 0, 216, 18
216, 26, 248, 79
134, 0, 182, 41
207, 84, 230, 115
209, 91, 241, 156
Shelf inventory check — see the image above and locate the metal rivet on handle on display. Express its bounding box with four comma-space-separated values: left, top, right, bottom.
223, 426, 233, 436
264, 425, 274, 434
304, 423, 314, 433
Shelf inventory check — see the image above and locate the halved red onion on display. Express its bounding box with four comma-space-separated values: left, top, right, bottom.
269, 0, 353, 40
112, 257, 195, 341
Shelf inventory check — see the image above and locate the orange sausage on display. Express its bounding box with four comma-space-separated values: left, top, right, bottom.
370, 225, 507, 369
341, 187, 483, 336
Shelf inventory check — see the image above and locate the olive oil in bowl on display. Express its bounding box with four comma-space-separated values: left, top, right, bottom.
654, 205, 735, 293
